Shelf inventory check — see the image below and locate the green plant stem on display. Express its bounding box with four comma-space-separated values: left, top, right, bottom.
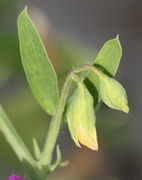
73, 64, 102, 75
40, 73, 74, 165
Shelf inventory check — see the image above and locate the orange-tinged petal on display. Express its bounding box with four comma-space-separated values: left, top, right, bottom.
77, 124, 98, 151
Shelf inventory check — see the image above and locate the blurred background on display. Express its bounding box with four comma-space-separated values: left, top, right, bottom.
0, 0, 142, 179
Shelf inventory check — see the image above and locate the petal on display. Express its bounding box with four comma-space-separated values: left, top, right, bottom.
78, 125, 98, 151
8, 174, 25, 180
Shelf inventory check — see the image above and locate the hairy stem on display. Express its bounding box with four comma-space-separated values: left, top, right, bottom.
40, 73, 74, 165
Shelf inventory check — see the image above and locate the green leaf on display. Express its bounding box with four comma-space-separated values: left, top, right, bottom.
0, 106, 34, 165
87, 36, 122, 94
49, 145, 62, 172
95, 35, 122, 76
67, 81, 98, 150
60, 160, 69, 167
18, 7, 59, 115
33, 138, 41, 160
98, 73, 129, 113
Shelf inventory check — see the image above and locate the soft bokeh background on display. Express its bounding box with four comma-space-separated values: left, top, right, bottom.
0, 0, 141, 179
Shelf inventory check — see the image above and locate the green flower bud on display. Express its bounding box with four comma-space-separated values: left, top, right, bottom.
98, 72, 129, 113
67, 81, 98, 151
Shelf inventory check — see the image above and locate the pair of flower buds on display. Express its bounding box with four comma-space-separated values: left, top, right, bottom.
66, 67, 129, 151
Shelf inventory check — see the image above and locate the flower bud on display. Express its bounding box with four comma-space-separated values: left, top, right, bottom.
99, 73, 129, 113
67, 81, 98, 150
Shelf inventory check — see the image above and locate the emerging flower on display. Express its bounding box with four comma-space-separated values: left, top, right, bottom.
9, 174, 25, 180
67, 81, 98, 150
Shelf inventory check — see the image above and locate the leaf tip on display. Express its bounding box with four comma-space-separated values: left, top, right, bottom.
23, 6, 29, 16
18, 6, 28, 19
18, 8, 26, 25
116, 34, 120, 40
24, 5, 28, 11
114, 34, 121, 47
116, 34, 122, 49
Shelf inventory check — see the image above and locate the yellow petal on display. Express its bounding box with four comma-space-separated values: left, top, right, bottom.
77, 125, 98, 151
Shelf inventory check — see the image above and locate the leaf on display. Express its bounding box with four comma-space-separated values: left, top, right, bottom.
60, 160, 69, 167
0, 106, 34, 164
87, 36, 122, 94
67, 81, 98, 150
49, 145, 69, 172
18, 7, 59, 115
33, 138, 41, 160
99, 73, 129, 113
95, 35, 122, 76
49, 145, 62, 172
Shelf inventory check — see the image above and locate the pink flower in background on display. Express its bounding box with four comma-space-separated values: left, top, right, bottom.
8, 174, 25, 180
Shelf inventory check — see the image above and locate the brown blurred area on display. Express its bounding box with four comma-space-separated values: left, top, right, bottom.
0, 0, 142, 179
